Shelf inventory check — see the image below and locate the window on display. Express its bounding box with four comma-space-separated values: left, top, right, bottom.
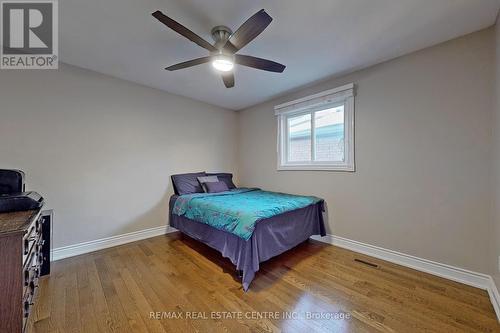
276, 83, 355, 171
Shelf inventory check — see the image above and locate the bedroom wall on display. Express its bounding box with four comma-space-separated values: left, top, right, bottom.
237, 28, 494, 274
0, 63, 238, 249
492, 16, 500, 282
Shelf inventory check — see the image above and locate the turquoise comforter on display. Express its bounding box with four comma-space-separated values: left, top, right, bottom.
172, 188, 321, 240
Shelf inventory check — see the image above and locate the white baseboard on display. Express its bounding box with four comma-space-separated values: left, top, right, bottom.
311, 234, 500, 321
51, 225, 177, 261
487, 277, 500, 322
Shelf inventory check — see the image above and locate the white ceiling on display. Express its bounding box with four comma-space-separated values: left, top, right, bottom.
60, 0, 500, 110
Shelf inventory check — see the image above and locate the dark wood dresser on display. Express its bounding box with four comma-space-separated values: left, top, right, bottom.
0, 208, 47, 332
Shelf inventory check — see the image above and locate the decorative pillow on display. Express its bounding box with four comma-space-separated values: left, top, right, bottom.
171, 172, 206, 195
205, 181, 229, 193
197, 175, 218, 192
206, 172, 236, 189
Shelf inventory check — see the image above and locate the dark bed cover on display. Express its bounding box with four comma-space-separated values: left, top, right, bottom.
169, 195, 326, 291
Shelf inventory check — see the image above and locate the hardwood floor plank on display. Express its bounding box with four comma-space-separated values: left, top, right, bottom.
86, 255, 119, 333
31, 233, 500, 333
75, 255, 101, 333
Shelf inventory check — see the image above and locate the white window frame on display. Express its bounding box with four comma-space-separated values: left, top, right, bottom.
276, 83, 355, 171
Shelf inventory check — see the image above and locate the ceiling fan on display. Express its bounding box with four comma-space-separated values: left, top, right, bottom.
152, 9, 286, 88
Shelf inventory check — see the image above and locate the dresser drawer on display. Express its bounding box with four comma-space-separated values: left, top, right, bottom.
22, 234, 42, 332
22, 213, 42, 266
23, 251, 40, 297
22, 226, 36, 262
22, 289, 36, 331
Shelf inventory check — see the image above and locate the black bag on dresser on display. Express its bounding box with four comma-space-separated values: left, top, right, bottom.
0, 169, 25, 194
0, 169, 44, 213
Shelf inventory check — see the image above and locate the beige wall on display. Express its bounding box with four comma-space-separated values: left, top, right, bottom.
493, 17, 500, 281
238, 28, 495, 273
0, 64, 238, 249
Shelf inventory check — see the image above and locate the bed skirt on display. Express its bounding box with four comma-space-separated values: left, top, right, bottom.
169, 196, 326, 290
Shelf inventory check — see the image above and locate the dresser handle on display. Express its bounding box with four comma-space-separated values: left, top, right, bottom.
23, 300, 32, 310
23, 236, 37, 254
24, 271, 29, 286
23, 303, 34, 318
29, 281, 38, 294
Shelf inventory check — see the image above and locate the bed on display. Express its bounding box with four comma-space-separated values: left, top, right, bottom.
168, 172, 326, 290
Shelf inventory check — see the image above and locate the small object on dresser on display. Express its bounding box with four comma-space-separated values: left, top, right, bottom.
0, 192, 45, 214
0, 169, 45, 214
0, 169, 25, 195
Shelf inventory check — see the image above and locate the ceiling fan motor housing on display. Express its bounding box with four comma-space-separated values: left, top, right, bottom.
211, 25, 233, 50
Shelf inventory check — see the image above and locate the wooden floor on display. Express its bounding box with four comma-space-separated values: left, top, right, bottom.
29, 232, 500, 333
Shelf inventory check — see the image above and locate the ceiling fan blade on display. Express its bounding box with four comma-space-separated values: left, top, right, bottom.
223, 9, 272, 53
234, 55, 285, 73
165, 56, 212, 71
221, 73, 234, 88
152, 10, 216, 52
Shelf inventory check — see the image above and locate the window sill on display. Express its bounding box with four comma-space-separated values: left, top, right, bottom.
277, 164, 355, 172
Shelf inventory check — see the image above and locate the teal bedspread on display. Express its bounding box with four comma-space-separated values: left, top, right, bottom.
172, 188, 321, 240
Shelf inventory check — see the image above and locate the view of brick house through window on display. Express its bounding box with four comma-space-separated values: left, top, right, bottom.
288, 105, 345, 162
276, 83, 354, 171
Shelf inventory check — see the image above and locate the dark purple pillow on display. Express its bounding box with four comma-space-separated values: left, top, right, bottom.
205, 181, 229, 193
206, 172, 236, 189
171, 172, 206, 195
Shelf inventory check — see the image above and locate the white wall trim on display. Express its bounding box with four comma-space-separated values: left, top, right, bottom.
51, 225, 177, 261
311, 234, 500, 321
274, 83, 354, 113
487, 277, 500, 321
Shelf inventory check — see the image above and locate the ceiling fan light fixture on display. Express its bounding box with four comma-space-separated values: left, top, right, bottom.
212, 54, 234, 72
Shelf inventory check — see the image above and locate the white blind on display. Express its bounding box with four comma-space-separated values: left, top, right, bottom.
274, 83, 354, 115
